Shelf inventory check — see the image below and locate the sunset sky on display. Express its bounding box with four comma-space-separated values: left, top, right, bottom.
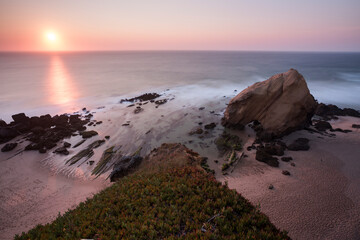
1, 0, 359, 52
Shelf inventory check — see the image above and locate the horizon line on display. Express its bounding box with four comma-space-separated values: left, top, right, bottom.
1, 49, 360, 54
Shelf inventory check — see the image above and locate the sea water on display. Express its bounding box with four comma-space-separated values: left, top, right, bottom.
1, 51, 360, 122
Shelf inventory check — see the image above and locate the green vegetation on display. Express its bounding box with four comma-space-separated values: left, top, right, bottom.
66, 140, 105, 165
200, 157, 215, 175
92, 146, 118, 176
15, 167, 289, 240
221, 163, 230, 171
215, 131, 242, 154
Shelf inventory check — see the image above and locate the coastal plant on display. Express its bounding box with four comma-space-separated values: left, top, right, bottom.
15, 167, 289, 240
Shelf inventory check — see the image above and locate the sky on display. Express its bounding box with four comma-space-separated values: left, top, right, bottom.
0, 0, 360, 52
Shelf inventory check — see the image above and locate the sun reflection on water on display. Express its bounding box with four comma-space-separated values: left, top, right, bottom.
49, 55, 77, 106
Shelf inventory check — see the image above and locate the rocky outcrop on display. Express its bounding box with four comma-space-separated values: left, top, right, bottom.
222, 69, 317, 137
315, 103, 360, 119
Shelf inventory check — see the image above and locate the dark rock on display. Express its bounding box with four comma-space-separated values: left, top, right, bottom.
12, 113, 29, 123
63, 142, 71, 148
39, 114, 53, 128
30, 127, 45, 134
0, 127, 19, 143
331, 128, 352, 133
263, 142, 285, 156
54, 146, 69, 155
288, 138, 310, 151
122, 123, 130, 126
89, 160, 94, 165
0, 120, 7, 127
255, 149, 279, 167
69, 115, 81, 124
204, 122, 216, 129
314, 121, 332, 131
134, 108, 143, 114
25, 143, 40, 151
53, 114, 68, 126
120, 93, 161, 103
1, 142, 17, 152
110, 156, 143, 182
281, 157, 293, 162
88, 122, 94, 126
352, 124, 360, 129
44, 141, 57, 149
80, 130, 98, 139
282, 170, 291, 176
82, 107, 87, 111
39, 147, 47, 153
105, 135, 110, 139
96, 121, 103, 125
316, 103, 360, 118
199, 107, 205, 110
155, 99, 167, 105
291, 163, 296, 167
189, 128, 203, 135
73, 139, 86, 148
29, 116, 41, 127
268, 184, 274, 190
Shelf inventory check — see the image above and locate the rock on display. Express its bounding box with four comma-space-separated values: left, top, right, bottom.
155, 99, 167, 105
39, 147, 47, 153
222, 69, 317, 137
105, 135, 110, 139
268, 184, 274, 190
204, 123, 216, 129
12, 113, 29, 123
39, 114, 53, 128
53, 114, 68, 126
281, 157, 293, 162
288, 138, 310, 151
134, 108, 143, 114
331, 128, 352, 133
291, 162, 296, 167
314, 121, 332, 131
199, 107, 205, 110
189, 128, 203, 135
63, 142, 71, 148
263, 142, 285, 156
282, 170, 291, 176
120, 93, 161, 103
315, 103, 360, 119
0, 120, 7, 127
110, 156, 143, 182
255, 149, 279, 167
44, 141, 57, 149
80, 130, 98, 139
30, 127, 45, 134
96, 121, 103, 125
54, 146, 69, 155
352, 124, 360, 129
0, 127, 19, 143
89, 160, 94, 165
25, 143, 40, 151
1, 142, 17, 152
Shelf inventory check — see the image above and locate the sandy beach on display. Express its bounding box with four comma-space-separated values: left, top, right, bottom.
216, 116, 360, 240
1, 85, 360, 239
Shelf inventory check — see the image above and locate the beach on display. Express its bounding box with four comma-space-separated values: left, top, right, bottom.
1, 82, 360, 239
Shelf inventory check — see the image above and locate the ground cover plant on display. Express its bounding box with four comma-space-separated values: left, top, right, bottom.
15, 167, 289, 240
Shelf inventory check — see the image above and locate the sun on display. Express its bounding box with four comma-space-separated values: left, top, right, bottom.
46, 32, 57, 42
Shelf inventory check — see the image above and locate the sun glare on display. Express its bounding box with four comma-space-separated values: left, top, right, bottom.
46, 32, 57, 42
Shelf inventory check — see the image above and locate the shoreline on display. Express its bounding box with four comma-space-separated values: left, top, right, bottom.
1, 86, 360, 239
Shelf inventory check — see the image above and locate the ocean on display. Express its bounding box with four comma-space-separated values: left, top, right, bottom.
1, 51, 360, 122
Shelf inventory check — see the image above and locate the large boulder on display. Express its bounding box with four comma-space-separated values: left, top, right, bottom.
222, 69, 317, 137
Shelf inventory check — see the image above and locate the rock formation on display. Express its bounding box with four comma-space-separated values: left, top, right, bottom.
222, 69, 317, 137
